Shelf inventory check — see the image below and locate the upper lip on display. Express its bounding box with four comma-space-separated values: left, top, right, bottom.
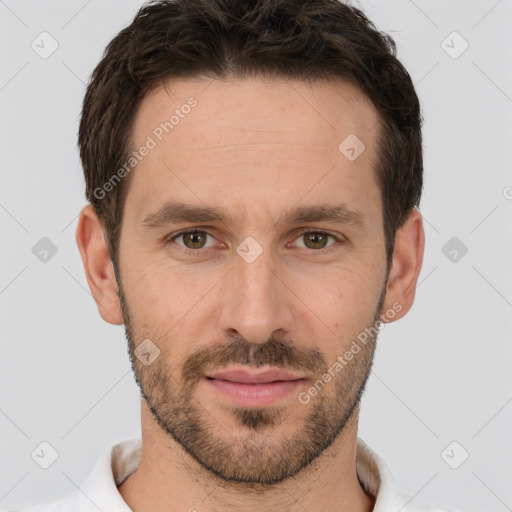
207, 367, 306, 384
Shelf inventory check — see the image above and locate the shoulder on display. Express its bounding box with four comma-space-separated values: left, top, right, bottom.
356, 438, 461, 512
3, 438, 141, 512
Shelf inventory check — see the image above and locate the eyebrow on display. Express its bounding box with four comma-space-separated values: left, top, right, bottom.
140, 200, 366, 231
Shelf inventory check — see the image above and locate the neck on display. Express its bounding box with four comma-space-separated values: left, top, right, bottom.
118, 401, 375, 512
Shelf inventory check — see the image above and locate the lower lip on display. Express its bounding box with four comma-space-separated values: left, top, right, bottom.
203, 377, 306, 407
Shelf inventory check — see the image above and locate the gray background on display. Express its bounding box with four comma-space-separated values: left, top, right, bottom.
1, 1, 511, 511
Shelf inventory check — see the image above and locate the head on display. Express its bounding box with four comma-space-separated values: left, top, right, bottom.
76, 0, 424, 487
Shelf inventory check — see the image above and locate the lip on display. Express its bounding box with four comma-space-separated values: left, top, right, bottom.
207, 367, 306, 384
204, 366, 307, 407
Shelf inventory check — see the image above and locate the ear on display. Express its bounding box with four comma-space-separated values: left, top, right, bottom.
381, 207, 425, 323
75, 204, 124, 325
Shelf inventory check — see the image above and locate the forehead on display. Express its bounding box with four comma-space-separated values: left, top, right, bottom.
135, 76, 378, 146
125, 76, 382, 226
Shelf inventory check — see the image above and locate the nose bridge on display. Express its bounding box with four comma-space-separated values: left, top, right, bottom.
218, 236, 290, 344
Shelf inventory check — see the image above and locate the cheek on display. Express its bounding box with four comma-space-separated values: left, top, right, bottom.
296, 267, 382, 340
123, 254, 224, 342
298, 260, 380, 304
120, 261, 176, 336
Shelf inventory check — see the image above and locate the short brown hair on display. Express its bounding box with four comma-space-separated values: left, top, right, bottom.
78, 0, 423, 277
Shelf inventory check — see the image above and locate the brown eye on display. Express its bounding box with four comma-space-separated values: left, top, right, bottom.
170, 230, 216, 250
182, 231, 207, 249
303, 232, 328, 249
293, 231, 339, 251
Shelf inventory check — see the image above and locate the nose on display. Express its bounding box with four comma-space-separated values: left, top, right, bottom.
218, 242, 294, 345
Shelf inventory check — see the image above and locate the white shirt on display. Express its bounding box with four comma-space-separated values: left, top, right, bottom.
8, 438, 455, 511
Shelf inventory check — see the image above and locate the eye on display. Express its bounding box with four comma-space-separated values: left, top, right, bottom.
166, 228, 343, 256
168, 230, 218, 252
292, 230, 341, 252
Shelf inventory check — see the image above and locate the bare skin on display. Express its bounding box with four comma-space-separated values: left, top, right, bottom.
76, 76, 424, 512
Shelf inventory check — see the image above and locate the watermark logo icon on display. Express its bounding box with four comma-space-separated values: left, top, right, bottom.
31, 441, 59, 469
442, 236, 468, 263
134, 338, 160, 365
338, 134, 366, 162
31, 32, 59, 59
32, 237, 58, 263
441, 441, 469, 469
236, 236, 263, 264
441, 31, 469, 60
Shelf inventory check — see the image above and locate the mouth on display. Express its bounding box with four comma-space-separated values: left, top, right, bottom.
207, 367, 306, 384
203, 366, 307, 407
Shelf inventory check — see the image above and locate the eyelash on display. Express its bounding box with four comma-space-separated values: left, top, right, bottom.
166, 228, 344, 256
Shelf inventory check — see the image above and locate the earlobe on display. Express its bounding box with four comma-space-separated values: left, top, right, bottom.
381, 207, 425, 323
75, 204, 124, 325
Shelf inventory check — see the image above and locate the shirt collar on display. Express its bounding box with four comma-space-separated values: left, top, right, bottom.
62, 437, 434, 511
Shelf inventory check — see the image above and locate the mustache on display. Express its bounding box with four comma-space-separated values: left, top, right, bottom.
180, 334, 328, 387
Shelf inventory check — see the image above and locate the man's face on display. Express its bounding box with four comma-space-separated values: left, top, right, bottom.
117, 76, 389, 485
